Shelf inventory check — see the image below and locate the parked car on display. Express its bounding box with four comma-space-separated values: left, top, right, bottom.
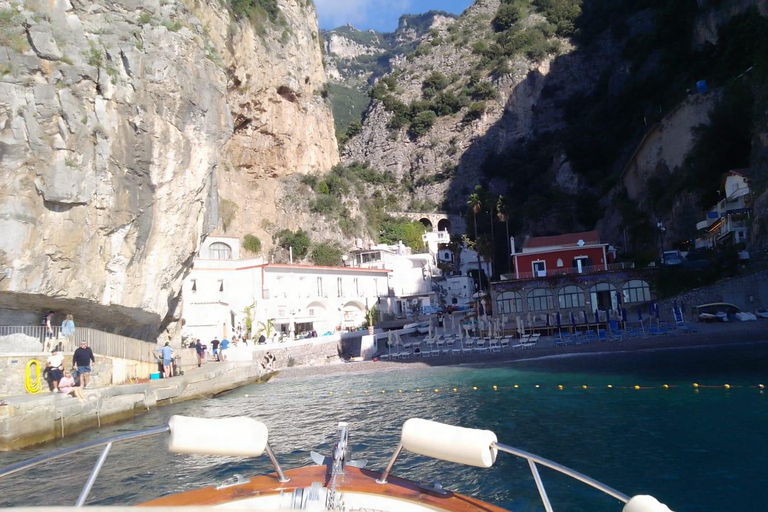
662, 251, 683, 266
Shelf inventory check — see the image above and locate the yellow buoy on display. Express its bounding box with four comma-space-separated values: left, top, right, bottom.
493, 385, 498, 391
347, 391, 351, 395
724, 384, 730, 389
558, 384, 563, 390
759, 384, 765, 390
634, 385, 640, 390
662, 384, 669, 389
473, 386, 478, 391
514, 384, 519, 389
398, 389, 403, 393
607, 384, 613, 389
582, 385, 588, 389
416, 388, 421, 392
364, 391, 369, 394
329, 392, 333, 396
453, 388, 457, 392
382, 390, 386, 394
244, 394, 249, 398
693, 383, 699, 388
535, 384, 540, 388
434, 388, 439, 393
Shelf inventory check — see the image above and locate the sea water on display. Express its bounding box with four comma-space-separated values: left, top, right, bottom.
1, 342, 767, 511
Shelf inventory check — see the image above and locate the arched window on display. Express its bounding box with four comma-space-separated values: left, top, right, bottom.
496, 291, 522, 315
527, 288, 553, 311
209, 242, 232, 260
556, 258, 564, 268
558, 285, 585, 309
622, 280, 651, 303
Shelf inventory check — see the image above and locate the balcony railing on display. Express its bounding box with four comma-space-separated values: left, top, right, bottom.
513, 262, 636, 281
0, 326, 154, 362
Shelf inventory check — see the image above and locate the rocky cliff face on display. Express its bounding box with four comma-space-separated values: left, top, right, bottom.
340, 0, 550, 209
0, 0, 337, 339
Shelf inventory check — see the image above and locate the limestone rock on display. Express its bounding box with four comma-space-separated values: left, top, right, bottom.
0, 0, 233, 339
0, 0, 338, 339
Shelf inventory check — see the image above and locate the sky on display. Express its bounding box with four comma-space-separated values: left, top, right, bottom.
314, 0, 475, 33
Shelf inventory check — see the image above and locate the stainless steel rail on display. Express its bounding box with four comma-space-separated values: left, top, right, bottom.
493, 442, 630, 510
0, 426, 170, 506
0, 424, 294, 507
0, 426, 170, 480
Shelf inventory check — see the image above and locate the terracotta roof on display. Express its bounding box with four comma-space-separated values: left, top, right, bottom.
523, 230, 602, 249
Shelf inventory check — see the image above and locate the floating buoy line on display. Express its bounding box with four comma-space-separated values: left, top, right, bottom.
241, 383, 766, 399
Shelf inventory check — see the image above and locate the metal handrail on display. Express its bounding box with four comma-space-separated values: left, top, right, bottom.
493, 442, 630, 510
0, 423, 292, 506
0, 426, 631, 510
377, 438, 629, 511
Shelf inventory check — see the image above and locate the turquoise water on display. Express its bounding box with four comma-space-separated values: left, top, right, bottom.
1, 342, 767, 511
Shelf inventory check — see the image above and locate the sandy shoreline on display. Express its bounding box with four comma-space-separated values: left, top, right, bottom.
271, 321, 768, 382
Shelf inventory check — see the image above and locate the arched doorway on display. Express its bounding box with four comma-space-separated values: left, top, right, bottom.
419, 218, 433, 231
589, 283, 618, 311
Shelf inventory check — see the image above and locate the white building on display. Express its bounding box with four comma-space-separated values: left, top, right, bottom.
182, 237, 390, 342
350, 242, 436, 319
695, 170, 752, 249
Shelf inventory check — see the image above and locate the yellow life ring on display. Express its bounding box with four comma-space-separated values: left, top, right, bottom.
25, 360, 43, 394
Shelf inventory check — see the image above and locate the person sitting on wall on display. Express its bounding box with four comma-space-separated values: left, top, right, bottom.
59, 370, 85, 402
46, 349, 64, 392
261, 352, 276, 371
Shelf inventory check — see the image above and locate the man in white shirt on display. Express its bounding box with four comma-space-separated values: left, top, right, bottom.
46, 349, 64, 392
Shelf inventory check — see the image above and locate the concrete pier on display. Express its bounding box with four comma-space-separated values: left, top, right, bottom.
0, 335, 343, 451
0, 361, 268, 451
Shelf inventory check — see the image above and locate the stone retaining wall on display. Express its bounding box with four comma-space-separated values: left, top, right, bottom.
657, 270, 768, 320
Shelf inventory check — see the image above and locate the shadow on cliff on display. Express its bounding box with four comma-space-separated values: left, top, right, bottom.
446, 44, 595, 276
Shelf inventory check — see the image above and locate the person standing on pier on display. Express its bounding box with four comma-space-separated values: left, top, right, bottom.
73, 340, 96, 388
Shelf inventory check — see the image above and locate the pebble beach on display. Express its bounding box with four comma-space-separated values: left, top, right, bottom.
272, 320, 768, 382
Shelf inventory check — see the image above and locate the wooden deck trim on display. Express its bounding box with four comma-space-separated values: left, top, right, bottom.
141, 466, 507, 512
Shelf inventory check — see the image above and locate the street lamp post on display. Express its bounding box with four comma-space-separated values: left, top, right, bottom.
656, 221, 666, 263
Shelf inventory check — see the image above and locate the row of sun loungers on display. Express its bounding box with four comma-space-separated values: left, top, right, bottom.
378, 333, 542, 360
379, 320, 701, 359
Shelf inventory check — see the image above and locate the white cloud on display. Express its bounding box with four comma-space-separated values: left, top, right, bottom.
315, 0, 413, 30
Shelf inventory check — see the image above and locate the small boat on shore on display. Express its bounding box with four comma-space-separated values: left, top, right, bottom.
0, 416, 672, 511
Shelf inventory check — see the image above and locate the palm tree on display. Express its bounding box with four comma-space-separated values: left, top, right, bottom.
467, 187, 483, 324
496, 196, 511, 274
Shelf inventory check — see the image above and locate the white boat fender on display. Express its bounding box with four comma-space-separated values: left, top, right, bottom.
401, 418, 497, 468
623, 495, 674, 512
168, 415, 269, 457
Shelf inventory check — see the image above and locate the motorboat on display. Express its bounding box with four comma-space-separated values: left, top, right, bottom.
755, 307, 768, 319
695, 302, 740, 322
0, 416, 672, 511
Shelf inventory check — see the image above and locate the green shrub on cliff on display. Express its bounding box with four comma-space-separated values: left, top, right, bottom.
243, 234, 262, 254
230, 0, 281, 25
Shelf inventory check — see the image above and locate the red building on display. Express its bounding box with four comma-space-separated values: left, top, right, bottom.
512, 230, 616, 280
490, 231, 652, 325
